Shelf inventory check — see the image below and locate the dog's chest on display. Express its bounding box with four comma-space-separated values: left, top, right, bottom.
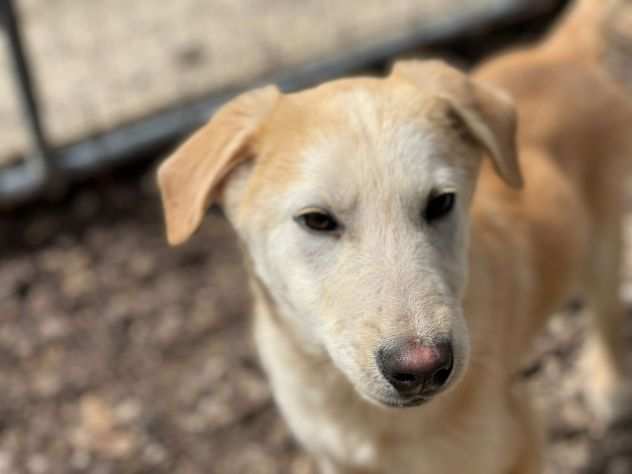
283, 398, 509, 474
259, 346, 511, 473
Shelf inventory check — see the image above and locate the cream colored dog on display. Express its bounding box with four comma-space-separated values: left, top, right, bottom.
158, 1, 632, 472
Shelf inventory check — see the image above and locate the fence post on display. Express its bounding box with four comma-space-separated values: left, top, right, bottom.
1, 0, 51, 184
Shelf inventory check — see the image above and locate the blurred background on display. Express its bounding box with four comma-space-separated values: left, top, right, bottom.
2, 0, 632, 472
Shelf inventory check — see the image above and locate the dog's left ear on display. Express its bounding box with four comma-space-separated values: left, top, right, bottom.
158, 85, 280, 245
392, 60, 523, 188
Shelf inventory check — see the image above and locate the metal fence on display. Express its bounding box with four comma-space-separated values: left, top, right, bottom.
0, 0, 565, 206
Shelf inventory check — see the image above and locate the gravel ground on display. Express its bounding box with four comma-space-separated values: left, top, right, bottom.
1, 162, 632, 474
0, 0, 555, 164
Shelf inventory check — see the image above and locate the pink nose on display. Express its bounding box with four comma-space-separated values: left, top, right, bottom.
376, 337, 453, 396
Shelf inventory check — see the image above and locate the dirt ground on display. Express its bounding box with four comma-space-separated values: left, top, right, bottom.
1, 159, 632, 474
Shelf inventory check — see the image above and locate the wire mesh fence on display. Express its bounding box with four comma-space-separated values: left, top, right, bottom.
1, 0, 560, 205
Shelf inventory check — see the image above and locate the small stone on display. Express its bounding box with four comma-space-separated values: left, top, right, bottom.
128, 255, 156, 279
32, 373, 61, 398
114, 399, 142, 423
26, 454, 49, 474
39, 317, 67, 340
70, 450, 91, 470
80, 396, 115, 434
144, 443, 168, 465
0, 451, 13, 474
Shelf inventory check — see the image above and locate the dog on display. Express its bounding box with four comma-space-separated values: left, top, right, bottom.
157, 0, 632, 472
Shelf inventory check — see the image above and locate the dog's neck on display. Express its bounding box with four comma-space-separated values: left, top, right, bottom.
465, 165, 560, 374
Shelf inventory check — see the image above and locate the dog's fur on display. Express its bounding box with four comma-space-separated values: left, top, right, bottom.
158, 1, 632, 472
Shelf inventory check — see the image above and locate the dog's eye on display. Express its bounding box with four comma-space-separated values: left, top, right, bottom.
424, 192, 456, 222
295, 210, 339, 233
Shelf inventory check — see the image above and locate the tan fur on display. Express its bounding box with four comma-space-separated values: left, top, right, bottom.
158, 85, 279, 245
158, 1, 632, 472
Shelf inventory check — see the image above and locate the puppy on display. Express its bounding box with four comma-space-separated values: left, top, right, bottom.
158, 0, 632, 472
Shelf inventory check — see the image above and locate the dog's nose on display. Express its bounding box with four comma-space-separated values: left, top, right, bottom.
376, 338, 453, 396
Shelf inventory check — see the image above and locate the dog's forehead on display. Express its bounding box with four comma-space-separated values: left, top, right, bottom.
251, 77, 470, 209
283, 76, 436, 131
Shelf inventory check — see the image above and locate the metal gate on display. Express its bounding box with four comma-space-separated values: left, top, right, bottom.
0, 0, 565, 206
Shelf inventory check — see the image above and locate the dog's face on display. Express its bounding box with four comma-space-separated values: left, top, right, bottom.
158, 60, 521, 408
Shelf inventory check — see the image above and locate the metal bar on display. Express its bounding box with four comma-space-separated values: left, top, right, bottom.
1, 0, 51, 178
0, 0, 563, 206
0, 0, 54, 206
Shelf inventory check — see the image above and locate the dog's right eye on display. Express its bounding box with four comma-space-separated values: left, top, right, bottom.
424, 192, 456, 223
295, 209, 339, 233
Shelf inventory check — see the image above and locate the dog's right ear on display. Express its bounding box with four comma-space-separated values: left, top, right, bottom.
392, 60, 522, 188
157, 86, 280, 246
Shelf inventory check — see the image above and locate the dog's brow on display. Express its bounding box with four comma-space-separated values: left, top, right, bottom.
286, 187, 359, 219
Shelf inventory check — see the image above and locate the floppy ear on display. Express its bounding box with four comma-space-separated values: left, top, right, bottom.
157, 85, 280, 245
392, 60, 522, 188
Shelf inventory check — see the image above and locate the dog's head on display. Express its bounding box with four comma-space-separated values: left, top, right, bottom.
158, 60, 520, 408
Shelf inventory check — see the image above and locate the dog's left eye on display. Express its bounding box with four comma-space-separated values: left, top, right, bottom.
295, 210, 339, 233
424, 192, 456, 222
